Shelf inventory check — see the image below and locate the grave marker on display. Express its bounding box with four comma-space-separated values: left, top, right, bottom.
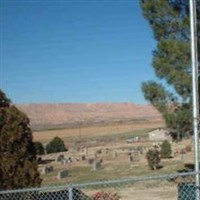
57, 170, 68, 179
55, 154, 64, 163
42, 166, 54, 174
92, 160, 101, 171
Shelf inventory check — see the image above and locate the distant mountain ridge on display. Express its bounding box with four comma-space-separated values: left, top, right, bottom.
16, 103, 162, 130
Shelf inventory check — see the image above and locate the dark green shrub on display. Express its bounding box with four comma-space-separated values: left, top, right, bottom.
146, 149, 160, 170
46, 136, 67, 154
160, 140, 172, 158
34, 141, 45, 155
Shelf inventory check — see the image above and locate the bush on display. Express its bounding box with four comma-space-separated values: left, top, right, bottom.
34, 141, 45, 155
93, 191, 121, 200
46, 136, 67, 154
160, 140, 172, 158
146, 149, 160, 170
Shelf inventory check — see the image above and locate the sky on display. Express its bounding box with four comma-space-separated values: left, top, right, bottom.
1, 0, 158, 104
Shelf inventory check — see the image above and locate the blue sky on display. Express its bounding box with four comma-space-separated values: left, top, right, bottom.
1, 0, 158, 104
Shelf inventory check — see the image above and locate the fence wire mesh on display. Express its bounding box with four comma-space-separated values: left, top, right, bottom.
0, 171, 199, 200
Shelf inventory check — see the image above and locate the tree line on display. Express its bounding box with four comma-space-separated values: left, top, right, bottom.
140, 0, 200, 141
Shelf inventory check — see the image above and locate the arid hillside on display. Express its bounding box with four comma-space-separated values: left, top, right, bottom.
16, 103, 162, 130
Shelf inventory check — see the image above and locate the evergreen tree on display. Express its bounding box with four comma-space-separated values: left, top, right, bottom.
0, 90, 10, 107
140, 0, 200, 139
46, 136, 67, 154
0, 90, 41, 190
34, 141, 45, 155
160, 140, 172, 158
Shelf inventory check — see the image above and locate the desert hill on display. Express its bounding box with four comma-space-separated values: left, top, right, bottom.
16, 103, 162, 130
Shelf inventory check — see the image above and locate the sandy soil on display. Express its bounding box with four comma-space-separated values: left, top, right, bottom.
33, 121, 164, 142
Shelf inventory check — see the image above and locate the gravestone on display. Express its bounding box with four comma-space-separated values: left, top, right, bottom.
61, 159, 68, 165
137, 146, 143, 154
180, 149, 186, 160
92, 160, 101, 171
88, 158, 94, 165
37, 157, 42, 164
94, 152, 98, 158
128, 152, 132, 156
134, 151, 139, 161
67, 157, 72, 163
96, 149, 102, 154
85, 146, 88, 155
57, 170, 68, 179
113, 151, 118, 158
55, 154, 64, 163
105, 148, 109, 154
81, 155, 86, 161
42, 166, 54, 174
129, 155, 133, 163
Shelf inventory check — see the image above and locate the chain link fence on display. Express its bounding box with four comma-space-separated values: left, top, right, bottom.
0, 171, 199, 200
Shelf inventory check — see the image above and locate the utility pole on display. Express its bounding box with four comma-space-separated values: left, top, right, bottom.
189, 0, 200, 199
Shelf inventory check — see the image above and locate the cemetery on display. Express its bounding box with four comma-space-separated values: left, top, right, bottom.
38, 132, 194, 186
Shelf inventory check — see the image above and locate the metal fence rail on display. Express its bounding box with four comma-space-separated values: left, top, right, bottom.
0, 171, 199, 200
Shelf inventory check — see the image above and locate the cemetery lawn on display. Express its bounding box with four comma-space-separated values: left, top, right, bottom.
40, 151, 189, 186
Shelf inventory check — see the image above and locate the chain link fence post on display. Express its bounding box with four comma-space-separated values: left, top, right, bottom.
68, 186, 73, 200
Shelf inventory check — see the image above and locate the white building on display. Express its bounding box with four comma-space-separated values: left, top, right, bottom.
148, 128, 170, 141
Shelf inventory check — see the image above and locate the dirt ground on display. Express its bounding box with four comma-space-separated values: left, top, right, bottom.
118, 187, 177, 200
33, 121, 164, 142
83, 185, 178, 200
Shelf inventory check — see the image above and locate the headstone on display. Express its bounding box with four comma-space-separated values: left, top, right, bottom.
61, 159, 68, 165
76, 147, 80, 152
174, 150, 179, 157
55, 154, 64, 163
134, 151, 139, 161
113, 151, 118, 158
180, 149, 185, 160
88, 158, 94, 165
85, 147, 88, 155
42, 166, 54, 174
96, 149, 102, 154
37, 157, 42, 164
129, 155, 133, 163
67, 157, 72, 163
92, 161, 101, 171
94, 153, 98, 158
81, 155, 86, 161
105, 148, 109, 154
137, 146, 143, 154
41, 167, 46, 174
57, 170, 68, 179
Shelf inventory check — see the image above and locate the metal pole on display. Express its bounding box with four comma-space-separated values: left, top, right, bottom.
68, 187, 73, 200
189, 0, 200, 199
